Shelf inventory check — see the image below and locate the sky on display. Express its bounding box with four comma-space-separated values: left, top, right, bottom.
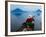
10, 4, 42, 32
10, 4, 42, 11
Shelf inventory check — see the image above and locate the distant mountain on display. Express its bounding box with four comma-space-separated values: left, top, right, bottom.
12, 8, 24, 12
11, 8, 26, 16
34, 9, 42, 16
36, 9, 41, 12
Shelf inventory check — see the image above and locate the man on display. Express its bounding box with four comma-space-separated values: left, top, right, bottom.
23, 15, 34, 31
